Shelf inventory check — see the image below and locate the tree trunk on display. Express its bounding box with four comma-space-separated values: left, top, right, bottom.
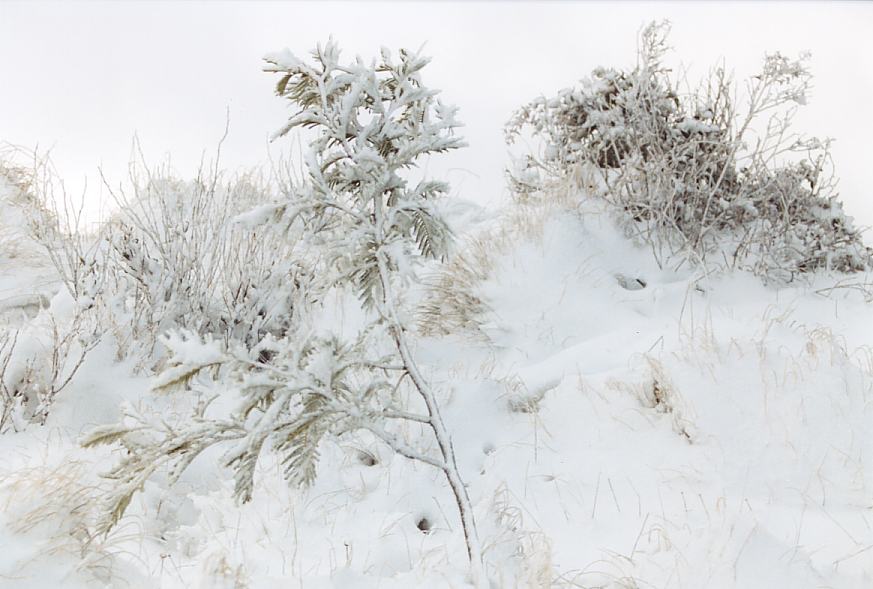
375, 252, 486, 588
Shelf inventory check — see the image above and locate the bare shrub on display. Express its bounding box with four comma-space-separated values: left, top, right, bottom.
22, 149, 106, 305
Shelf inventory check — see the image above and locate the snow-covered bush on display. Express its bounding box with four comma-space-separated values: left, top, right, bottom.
507, 21, 872, 280
20, 150, 106, 306
0, 157, 101, 430
23, 149, 315, 371
93, 161, 313, 365
84, 41, 486, 585
0, 309, 100, 432
0, 329, 21, 431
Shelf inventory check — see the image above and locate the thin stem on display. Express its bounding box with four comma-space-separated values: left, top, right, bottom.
373, 248, 485, 587
362, 423, 447, 471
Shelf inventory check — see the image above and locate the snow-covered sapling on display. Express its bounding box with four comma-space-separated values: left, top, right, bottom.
263, 39, 485, 584
82, 41, 485, 585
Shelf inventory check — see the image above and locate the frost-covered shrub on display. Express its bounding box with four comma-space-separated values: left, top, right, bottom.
0, 156, 101, 430
0, 307, 99, 432
82, 327, 400, 527
0, 143, 35, 197
94, 165, 314, 364
12, 146, 313, 423
507, 21, 872, 280
0, 330, 23, 432
25, 155, 315, 371
85, 41, 486, 585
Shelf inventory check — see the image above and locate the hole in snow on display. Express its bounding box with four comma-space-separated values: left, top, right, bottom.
356, 450, 378, 466
416, 516, 432, 534
482, 443, 495, 455
615, 273, 647, 291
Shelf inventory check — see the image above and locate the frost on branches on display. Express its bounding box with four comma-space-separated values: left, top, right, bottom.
83, 41, 486, 585
261, 41, 459, 303
507, 21, 872, 281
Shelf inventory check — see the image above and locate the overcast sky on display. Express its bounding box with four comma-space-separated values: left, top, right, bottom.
2, 1, 872, 228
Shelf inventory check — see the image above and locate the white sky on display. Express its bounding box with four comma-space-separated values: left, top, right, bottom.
2, 1, 872, 228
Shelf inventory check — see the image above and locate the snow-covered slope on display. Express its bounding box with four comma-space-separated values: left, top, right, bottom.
0, 177, 58, 325
0, 196, 870, 588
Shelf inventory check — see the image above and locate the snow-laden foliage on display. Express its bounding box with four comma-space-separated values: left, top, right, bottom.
264, 42, 484, 579
4, 25, 872, 589
81, 325, 404, 535
82, 41, 486, 585
27, 156, 316, 369
262, 40, 460, 303
507, 21, 872, 280
95, 167, 314, 362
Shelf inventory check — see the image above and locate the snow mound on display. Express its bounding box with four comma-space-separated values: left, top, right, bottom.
0, 175, 58, 325
0, 197, 871, 588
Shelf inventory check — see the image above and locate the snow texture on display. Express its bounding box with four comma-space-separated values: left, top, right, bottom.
1, 177, 871, 587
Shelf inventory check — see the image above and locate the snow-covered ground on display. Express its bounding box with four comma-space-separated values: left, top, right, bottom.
0, 176, 871, 588
0, 177, 56, 325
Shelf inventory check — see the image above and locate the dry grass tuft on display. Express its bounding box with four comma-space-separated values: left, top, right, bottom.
1, 458, 132, 585
607, 356, 695, 442
486, 485, 554, 588
418, 175, 578, 340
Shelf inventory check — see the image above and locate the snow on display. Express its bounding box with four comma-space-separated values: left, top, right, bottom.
0, 176, 871, 587
0, 178, 57, 326
232, 203, 285, 230
263, 49, 302, 71
677, 118, 720, 135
